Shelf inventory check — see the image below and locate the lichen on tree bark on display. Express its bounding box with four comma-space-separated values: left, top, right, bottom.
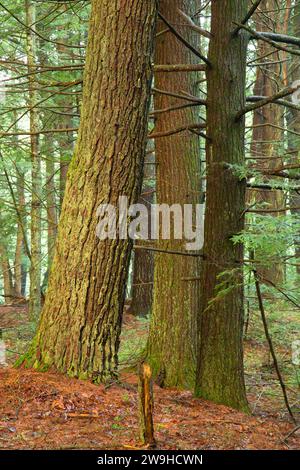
19, 0, 158, 382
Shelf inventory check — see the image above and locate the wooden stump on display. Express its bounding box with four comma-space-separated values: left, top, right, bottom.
138, 362, 156, 448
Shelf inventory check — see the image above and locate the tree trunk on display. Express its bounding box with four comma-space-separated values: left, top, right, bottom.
21, 0, 157, 382
250, 0, 285, 286
130, 184, 154, 318
14, 170, 26, 299
147, 0, 202, 388
45, 133, 58, 271
288, 1, 300, 276
26, 0, 42, 321
0, 244, 15, 303
195, 0, 249, 411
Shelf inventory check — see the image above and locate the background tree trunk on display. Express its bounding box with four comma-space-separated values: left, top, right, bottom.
14, 170, 26, 299
130, 181, 154, 318
250, 0, 285, 285
21, 0, 158, 382
288, 1, 300, 276
147, 0, 202, 388
195, 0, 249, 411
26, 0, 42, 321
0, 243, 15, 303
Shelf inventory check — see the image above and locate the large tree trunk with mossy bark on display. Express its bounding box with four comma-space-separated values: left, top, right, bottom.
147, 0, 202, 389
19, 0, 158, 382
195, 0, 249, 412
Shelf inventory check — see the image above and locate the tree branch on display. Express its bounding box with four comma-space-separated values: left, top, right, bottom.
236, 85, 300, 120
134, 245, 203, 258
236, 23, 300, 57
158, 12, 211, 66
247, 95, 300, 112
154, 64, 206, 73
176, 8, 212, 39
254, 272, 296, 423
232, 0, 263, 35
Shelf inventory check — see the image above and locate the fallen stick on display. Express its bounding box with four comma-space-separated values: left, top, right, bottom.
138, 362, 156, 448
254, 271, 296, 424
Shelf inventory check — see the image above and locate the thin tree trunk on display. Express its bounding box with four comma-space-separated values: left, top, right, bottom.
45, 133, 58, 271
130, 183, 154, 318
250, 0, 285, 285
0, 244, 15, 303
195, 0, 249, 411
147, 0, 202, 388
20, 0, 157, 382
14, 171, 26, 299
26, 0, 42, 321
288, 1, 300, 276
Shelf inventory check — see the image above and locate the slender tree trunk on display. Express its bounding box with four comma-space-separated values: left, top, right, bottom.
56, 12, 76, 210
21, 0, 157, 382
14, 171, 26, 299
195, 0, 249, 411
250, 0, 285, 285
26, 0, 42, 321
0, 244, 15, 303
45, 133, 58, 271
288, 1, 300, 276
131, 183, 154, 318
147, 0, 201, 388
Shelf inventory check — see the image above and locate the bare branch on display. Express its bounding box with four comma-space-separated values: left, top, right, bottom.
177, 8, 212, 39
232, 0, 263, 35
0, 128, 78, 138
152, 87, 206, 104
157, 12, 211, 66
134, 245, 203, 258
148, 122, 206, 139
154, 64, 206, 73
247, 95, 300, 112
236, 23, 300, 57
254, 272, 296, 424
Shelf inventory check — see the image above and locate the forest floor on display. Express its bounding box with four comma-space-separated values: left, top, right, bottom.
0, 303, 299, 450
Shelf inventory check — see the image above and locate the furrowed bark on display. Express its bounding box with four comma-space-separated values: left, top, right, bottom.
195, 0, 249, 411
20, 0, 158, 381
147, 0, 202, 388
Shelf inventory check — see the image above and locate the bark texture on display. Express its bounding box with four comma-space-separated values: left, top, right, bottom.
195, 0, 249, 411
147, 0, 202, 388
130, 185, 154, 318
21, 0, 157, 381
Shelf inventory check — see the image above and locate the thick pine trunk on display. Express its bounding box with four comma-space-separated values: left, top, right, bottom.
21, 0, 157, 382
195, 0, 249, 411
147, 0, 201, 388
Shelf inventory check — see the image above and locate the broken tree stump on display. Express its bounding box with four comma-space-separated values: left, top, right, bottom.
138, 362, 156, 448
